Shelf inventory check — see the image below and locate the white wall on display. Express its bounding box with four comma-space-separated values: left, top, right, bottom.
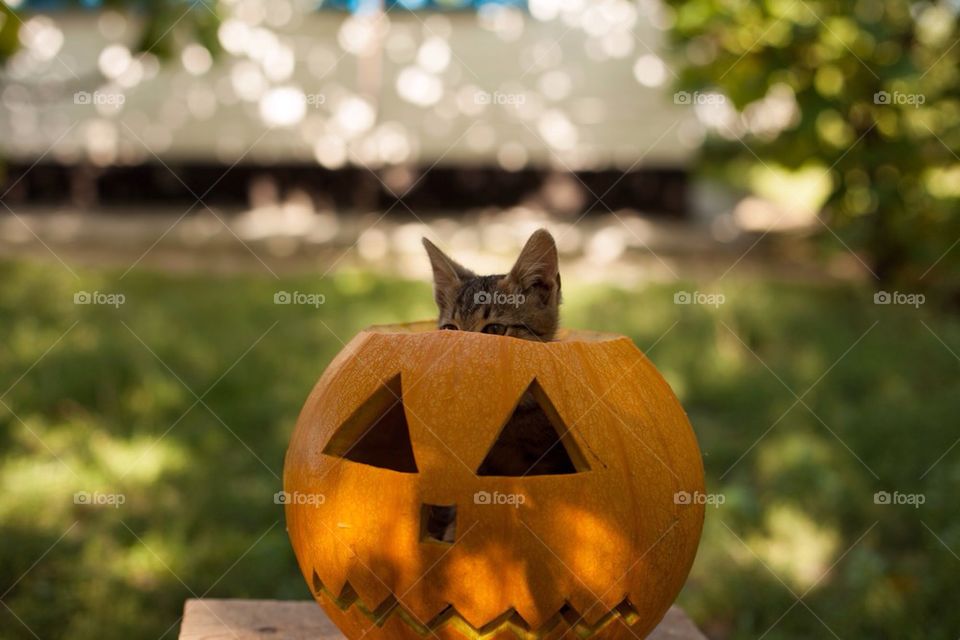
1, 1, 701, 170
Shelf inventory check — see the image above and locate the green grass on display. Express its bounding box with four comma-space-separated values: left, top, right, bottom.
1, 259, 958, 639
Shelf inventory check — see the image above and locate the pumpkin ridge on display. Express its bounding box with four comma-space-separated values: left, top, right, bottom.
288, 323, 706, 640
311, 572, 645, 640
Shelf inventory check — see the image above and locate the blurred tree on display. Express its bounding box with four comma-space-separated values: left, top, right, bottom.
666, 0, 960, 286
0, 0, 223, 187
0, 0, 222, 64
0, 2, 19, 63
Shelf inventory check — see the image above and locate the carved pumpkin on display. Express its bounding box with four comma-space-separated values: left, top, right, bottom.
284, 321, 704, 640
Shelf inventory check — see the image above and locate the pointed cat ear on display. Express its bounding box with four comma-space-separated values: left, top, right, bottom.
422, 237, 474, 307
508, 229, 560, 294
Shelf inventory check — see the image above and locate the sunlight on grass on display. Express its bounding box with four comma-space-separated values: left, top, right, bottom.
756, 432, 839, 485
747, 505, 840, 592
1, 414, 188, 530
748, 164, 832, 216
0, 453, 76, 528
111, 543, 172, 591
122, 376, 190, 421
91, 433, 188, 484
2, 259, 959, 639
333, 269, 381, 296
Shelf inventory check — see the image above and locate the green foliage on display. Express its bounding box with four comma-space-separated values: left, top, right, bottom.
666, 0, 960, 285
0, 260, 435, 639
125, 0, 223, 60
0, 2, 19, 61
0, 0, 222, 63
2, 259, 959, 638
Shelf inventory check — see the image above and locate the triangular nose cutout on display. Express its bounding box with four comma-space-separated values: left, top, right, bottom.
477, 379, 589, 476
322, 374, 418, 473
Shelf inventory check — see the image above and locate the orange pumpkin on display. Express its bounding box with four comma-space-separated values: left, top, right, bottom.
284, 322, 704, 640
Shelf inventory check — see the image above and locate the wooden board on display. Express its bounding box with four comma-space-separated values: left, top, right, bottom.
177, 600, 707, 640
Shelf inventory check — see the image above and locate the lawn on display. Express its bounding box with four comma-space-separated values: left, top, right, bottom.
0, 258, 957, 639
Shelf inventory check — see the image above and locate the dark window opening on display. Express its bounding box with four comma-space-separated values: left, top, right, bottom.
420, 503, 457, 543
476, 379, 590, 476
322, 374, 418, 473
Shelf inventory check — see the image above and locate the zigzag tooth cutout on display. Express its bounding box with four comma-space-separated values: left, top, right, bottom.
310, 570, 642, 640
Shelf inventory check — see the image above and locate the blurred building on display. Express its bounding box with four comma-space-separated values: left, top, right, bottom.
1, 0, 699, 213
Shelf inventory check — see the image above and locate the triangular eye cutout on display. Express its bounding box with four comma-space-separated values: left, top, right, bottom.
322, 374, 418, 473
477, 379, 589, 476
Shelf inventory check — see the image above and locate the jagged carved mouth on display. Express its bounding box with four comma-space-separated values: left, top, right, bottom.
312, 571, 642, 640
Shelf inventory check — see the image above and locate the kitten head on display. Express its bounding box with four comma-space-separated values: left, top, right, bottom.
422, 229, 562, 341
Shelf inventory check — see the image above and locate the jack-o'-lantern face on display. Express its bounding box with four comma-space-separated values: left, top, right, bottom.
284, 322, 704, 640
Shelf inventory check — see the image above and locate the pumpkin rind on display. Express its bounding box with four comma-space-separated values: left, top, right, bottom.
285, 322, 705, 640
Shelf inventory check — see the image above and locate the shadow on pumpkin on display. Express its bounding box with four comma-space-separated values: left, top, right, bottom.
561, 281, 960, 639
9, 264, 959, 640
309, 466, 643, 639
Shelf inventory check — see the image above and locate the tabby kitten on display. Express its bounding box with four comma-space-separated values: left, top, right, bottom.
421, 228, 562, 342
422, 229, 573, 477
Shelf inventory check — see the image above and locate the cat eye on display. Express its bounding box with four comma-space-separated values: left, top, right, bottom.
440, 324, 458, 331
482, 324, 507, 335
